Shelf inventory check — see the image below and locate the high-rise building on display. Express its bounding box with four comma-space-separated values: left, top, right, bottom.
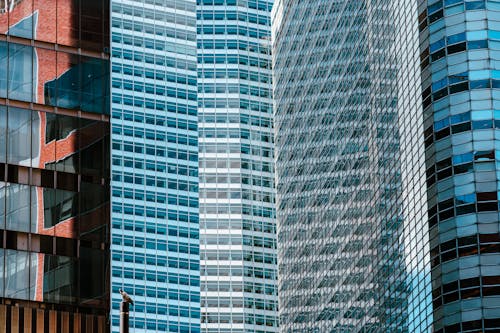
109, 0, 201, 332
408, 0, 500, 331
197, 0, 279, 332
0, 0, 111, 331
273, 0, 500, 332
272, 0, 407, 332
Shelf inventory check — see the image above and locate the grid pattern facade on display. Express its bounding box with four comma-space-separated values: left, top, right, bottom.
272, 1, 408, 332
0, 0, 110, 332
109, 0, 200, 332
394, 0, 434, 332
197, 0, 279, 332
416, 0, 500, 331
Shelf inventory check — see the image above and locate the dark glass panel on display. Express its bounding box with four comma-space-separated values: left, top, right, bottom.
80, 0, 108, 51
447, 42, 466, 55
42, 188, 78, 233
80, 56, 110, 114
43, 254, 77, 304
460, 277, 480, 288
79, 246, 106, 308
80, 119, 106, 177
80, 182, 107, 225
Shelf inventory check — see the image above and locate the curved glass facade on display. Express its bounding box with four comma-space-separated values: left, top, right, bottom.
197, 0, 279, 332
418, 0, 500, 331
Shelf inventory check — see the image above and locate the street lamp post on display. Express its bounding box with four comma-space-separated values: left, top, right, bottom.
120, 301, 129, 333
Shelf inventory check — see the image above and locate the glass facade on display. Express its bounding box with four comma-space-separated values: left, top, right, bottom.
272, 0, 407, 332
273, 0, 500, 332
197, 0, 279, 332
109, 0, 200, 332
0, 0, 110, 332
416, 0, 500, 331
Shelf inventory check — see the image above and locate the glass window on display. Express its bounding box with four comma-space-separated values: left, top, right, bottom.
8, 43, 34, 102
36, 48, 57, 105
7, 107, 32, 167
0, 42, 6, 98
0, 106, 6, 162
81, 0, 109, 51
42, 254, 77, 304
7, 3, 35, 39
33, 0, 56, 43
57, 0, 80, 48
5, 183, 31, 232
4, 249, 36, 301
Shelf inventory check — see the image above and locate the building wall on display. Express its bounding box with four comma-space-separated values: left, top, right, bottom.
197, 0, 278, 332
393, 0, 434, 331
0, 0, 111, 332
272, 0, 407, 332
109, 0, 200, 332
417, 0, 500, 331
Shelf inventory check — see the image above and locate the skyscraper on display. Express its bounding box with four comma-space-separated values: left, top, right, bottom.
109, 0, 200, 332
273, 0, 500, 332
0, 0, 111, 331
197, 0, 279, 332
272, 0, 407, 331
410, 0, 500, 331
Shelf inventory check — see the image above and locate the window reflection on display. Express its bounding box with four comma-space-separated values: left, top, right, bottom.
4, 183, 31, 232
0, 106, 6, 163
0, 31, 109, 111
4, 249, 37, 300
7, 107, 36, 166
0, 107, 108, 177
0, 0, 108, 51
8, 43, 34, 102
1, 248, 82, 304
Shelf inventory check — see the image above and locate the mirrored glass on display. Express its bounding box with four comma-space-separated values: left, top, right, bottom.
43, 254, 77, 304
56, 0, 79, 48
5, 249, 36, 300
5, 183, 30, 232
7, 0, 34, 39
0, 106, 6, 162
33, 0, 57, 43
81, 0, 107, 51
36, 48, 57, 105
7, 107, 31, 166
0, 42, 6, 98
8, 43, 34, 102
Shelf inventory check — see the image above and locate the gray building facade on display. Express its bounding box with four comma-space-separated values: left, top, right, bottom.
272, 0, 407, 331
